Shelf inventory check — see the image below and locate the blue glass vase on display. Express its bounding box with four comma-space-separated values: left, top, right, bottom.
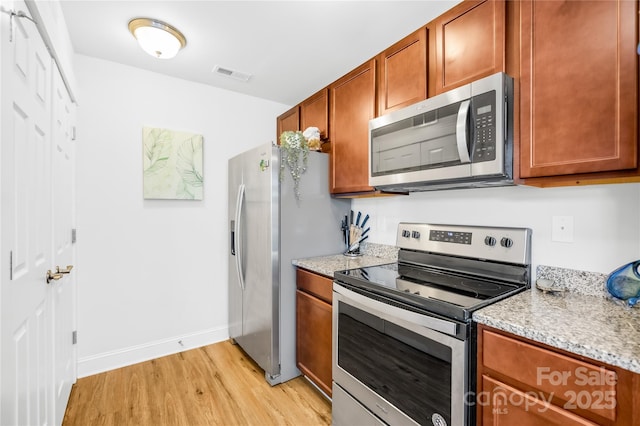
606, 260, 640, 306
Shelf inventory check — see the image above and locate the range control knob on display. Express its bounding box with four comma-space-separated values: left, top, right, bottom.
484, 236, 497, 247
402, 229, 411, 238
500, 237, 514, 248
411, 231, 421, 239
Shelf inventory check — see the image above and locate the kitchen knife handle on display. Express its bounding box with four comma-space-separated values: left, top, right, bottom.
361, 214, 369, 228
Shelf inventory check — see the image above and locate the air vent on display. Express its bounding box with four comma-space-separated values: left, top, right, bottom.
212, 65, 252, 82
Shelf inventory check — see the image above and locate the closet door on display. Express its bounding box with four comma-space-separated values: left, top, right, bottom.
1, 3, 77, 425
51, 67, 77, 426
1, 3, 55, 425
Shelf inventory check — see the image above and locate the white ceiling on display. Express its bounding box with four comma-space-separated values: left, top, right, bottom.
60, 0, 460, 106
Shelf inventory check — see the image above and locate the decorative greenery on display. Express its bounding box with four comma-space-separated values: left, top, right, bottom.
279, 130, 309, 200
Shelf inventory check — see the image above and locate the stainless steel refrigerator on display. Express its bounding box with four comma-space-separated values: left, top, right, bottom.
228, 142, 350, 385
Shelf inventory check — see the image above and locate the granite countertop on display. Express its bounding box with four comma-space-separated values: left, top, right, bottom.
295, 255, 640, 374
292, 242, 398, 278
474, 274, 640, 374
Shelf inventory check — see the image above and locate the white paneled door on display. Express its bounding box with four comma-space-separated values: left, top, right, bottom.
1, 3, 54, 424
51, 64, 77, 426
1, 1, 77, 425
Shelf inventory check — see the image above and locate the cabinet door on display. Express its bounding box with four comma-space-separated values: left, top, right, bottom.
482, 329, 617, 423
276, 105, 299, 144
519, 0, 637, 178
481, 376, 598, 426
329, 59, 376, 194
477, 324, 640, 426
429, 0, 505, 95
377, 28, 427, 116
300, 88, 329, 142
296, 289, 332, 397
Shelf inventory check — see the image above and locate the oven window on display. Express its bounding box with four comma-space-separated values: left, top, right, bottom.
337, 302, 452, 425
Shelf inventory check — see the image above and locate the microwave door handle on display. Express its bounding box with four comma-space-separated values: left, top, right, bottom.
455, 100, 471, 164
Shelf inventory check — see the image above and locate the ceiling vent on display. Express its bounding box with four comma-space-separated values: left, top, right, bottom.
212, 65, 252, 82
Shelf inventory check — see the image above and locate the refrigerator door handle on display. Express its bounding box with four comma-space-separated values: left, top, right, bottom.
234, 184, 246, 291
230, 220, 236, 256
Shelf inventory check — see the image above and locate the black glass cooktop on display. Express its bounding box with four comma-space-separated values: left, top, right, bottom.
334, 262, 526, 321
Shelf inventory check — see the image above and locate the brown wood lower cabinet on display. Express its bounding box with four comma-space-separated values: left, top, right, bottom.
481, 375, 599, 426
296, 268, 333, 397
477, 324, 640, 425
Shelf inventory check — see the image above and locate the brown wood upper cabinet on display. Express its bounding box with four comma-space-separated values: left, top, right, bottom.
276, 105, 299, 144
300, 88, 329, 140
377, 28, 428, 116
428, 0, 505, 95
329, 59, 376, 195
300, 88, 330, 153
518, 0, 638, 180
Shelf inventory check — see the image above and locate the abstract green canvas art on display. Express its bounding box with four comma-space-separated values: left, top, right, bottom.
143, 127, 204, 200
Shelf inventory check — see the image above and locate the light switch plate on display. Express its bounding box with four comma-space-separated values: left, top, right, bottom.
552, 216, 574, 243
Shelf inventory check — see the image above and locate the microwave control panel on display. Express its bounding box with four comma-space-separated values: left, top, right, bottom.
471, 90, 496, 163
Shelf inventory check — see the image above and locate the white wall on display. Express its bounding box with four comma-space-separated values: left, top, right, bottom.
353, 183, 640, 275
74, 54, 289, 377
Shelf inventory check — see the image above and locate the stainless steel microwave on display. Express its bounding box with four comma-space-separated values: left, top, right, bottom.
369, 72, 514, 192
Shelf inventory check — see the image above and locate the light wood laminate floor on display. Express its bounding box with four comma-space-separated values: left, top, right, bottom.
63, 340, 331, 425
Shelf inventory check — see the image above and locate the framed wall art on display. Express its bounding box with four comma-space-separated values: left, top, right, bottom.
142, 127, 203, 200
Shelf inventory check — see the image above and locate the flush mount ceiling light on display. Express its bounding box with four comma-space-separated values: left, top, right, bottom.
128, 18, 186, 59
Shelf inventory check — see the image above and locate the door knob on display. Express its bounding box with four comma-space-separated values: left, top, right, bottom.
56, 265, 74, 274
46, 270, 63, 284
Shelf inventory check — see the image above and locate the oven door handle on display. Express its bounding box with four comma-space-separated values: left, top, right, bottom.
333, 283, 458, 337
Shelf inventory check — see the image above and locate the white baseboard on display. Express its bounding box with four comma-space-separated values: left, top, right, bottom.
77, 326, 229, 378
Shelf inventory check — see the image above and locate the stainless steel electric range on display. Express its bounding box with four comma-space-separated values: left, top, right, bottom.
332, 223, 532, 426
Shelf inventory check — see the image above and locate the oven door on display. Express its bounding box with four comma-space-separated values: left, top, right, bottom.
333, 282, 468, 426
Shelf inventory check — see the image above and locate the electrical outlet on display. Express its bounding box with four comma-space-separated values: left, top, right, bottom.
552, 216, 574, 243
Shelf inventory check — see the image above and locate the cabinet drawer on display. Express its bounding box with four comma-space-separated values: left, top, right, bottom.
482, 375, 598, 425
296, 268, 333, 304
482, 329, 617, 422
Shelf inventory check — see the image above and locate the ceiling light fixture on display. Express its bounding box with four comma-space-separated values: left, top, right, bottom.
128, 18, 186, 59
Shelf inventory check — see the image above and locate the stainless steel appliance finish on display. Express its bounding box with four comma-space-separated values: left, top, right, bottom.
228, 142, 349, 385
332, 223, 531, 426
369, 72, 514, 192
